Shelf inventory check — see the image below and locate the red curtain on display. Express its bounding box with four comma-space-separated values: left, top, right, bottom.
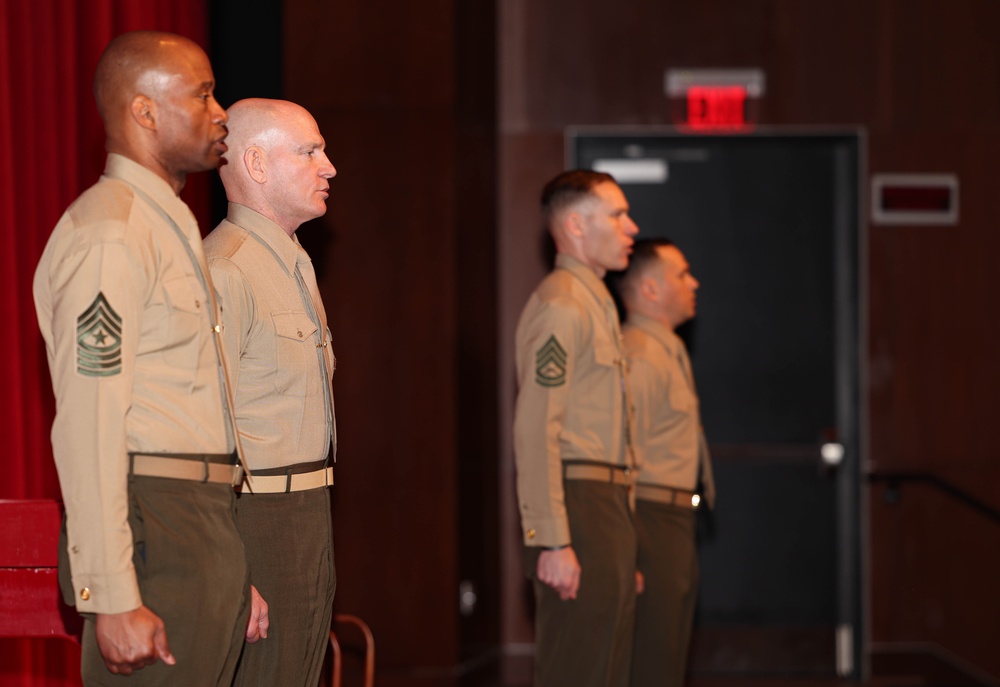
0, 1, 211, 683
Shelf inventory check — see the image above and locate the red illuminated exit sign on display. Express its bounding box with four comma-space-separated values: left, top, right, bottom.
666, 68, 764, 132
687, 86, 747, 130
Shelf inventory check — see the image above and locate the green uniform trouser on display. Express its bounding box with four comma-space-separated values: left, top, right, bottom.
232, 486, 336, 687
526, 480, 637, 687
629, 500, 698, 687
79, 476, 250, 686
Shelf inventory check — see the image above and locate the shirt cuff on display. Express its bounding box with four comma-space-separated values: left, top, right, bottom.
520, 516, 571, 548
72, 567, 142, 615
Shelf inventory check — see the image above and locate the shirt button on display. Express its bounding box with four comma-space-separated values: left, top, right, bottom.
80, 587, 91, 601
194, 299, 201, 308
526, 528, 536, 539
71, 546, 79, 554
298, 331, 304, 338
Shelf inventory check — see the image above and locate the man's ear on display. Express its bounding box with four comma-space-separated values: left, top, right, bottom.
245, 146, 267, 184
129, 95, 156, 130
564, 211, 585, 239
639, 275, 659, 303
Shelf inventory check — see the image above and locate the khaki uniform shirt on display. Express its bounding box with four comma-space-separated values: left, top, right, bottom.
33, 154, 235, 614
513, 254, 631, 547
204, 204, 336, 472
623, 314, 713, 504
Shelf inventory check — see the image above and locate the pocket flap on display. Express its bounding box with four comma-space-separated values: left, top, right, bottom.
162, 275, 205, 315
272, 311, 318, 341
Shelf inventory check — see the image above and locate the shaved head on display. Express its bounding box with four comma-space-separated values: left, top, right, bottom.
95, 31, 202, 130
224, 99, 314, 156
219, 99, 320, 196
218, 99, 336, 235
90, 31, 227, 193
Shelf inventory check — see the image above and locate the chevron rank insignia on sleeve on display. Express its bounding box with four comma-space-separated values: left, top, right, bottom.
76, 292, 122, 377
535, 335, 567, 387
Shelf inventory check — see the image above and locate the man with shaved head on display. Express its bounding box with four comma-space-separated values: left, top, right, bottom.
205, 98, 337, 686
34, 31, 264, 684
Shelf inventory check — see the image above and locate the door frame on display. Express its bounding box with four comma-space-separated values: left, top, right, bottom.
568, 126, 870, 680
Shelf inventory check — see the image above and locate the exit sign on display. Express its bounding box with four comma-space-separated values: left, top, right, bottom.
666, 68, 764, 132
687, 86, 747, 130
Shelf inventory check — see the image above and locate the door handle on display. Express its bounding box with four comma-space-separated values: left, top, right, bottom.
821, 442, 845, 466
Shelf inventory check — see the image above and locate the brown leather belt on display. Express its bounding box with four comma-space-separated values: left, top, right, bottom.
635, 484, 701, 510
129, 453, 243, 487
244, 466, 334, 494
563, 462, 634, 486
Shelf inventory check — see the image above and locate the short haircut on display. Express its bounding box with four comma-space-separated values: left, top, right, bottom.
540, 169, 616, 227
608, 238, 675, 312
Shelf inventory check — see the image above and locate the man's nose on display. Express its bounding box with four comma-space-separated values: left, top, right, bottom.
319, 154, 336, 179
210, 97, 227, 125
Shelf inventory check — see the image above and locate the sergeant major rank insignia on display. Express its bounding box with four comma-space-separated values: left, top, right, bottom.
535, 334, 567, 387
76, 292, 122, 377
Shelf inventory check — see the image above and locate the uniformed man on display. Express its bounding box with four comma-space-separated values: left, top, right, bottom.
205, 98, 337, 687
513, 169, 640, 687
33, 31, 267, 684
612, 239, 716, 687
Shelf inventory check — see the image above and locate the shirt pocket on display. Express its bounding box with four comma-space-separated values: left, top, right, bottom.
666, 369, 697, 415
593, 336, 619, 368
581, 332, 621, 414
271, 311, 321, 397
160, 275, 207, 367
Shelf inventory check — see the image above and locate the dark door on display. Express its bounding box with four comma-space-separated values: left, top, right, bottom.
573, 132, 863, 678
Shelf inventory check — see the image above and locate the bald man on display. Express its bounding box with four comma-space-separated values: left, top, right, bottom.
34, 31, 261, 684
204, 98, 337, 687
513, 169, 640, 687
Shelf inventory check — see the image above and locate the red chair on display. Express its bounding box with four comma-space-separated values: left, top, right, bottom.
0, 499, 81, 642
329, 613, 374, 687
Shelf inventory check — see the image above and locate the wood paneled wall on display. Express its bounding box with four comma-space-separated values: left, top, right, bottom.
281, 0, 1000, 680
283, 0, 498, 682
498, 0, 1000, 675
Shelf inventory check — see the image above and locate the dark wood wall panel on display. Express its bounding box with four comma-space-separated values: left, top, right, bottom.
302, 104, 462, 669
498, 0, 1000, 677
869, 480, 1000, 678
277, 0, 999, 678
283, 0, 499, 679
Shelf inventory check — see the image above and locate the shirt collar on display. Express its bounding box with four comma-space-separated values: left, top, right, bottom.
626, 313, 683, 356
226, 202, 301, 276
555, 253, 615, 309
104, 153, 199, 233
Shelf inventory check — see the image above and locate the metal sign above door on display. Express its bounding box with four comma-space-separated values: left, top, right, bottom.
664, 68, 766, 131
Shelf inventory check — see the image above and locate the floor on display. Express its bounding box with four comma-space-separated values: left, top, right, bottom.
333, 644, 994, 687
